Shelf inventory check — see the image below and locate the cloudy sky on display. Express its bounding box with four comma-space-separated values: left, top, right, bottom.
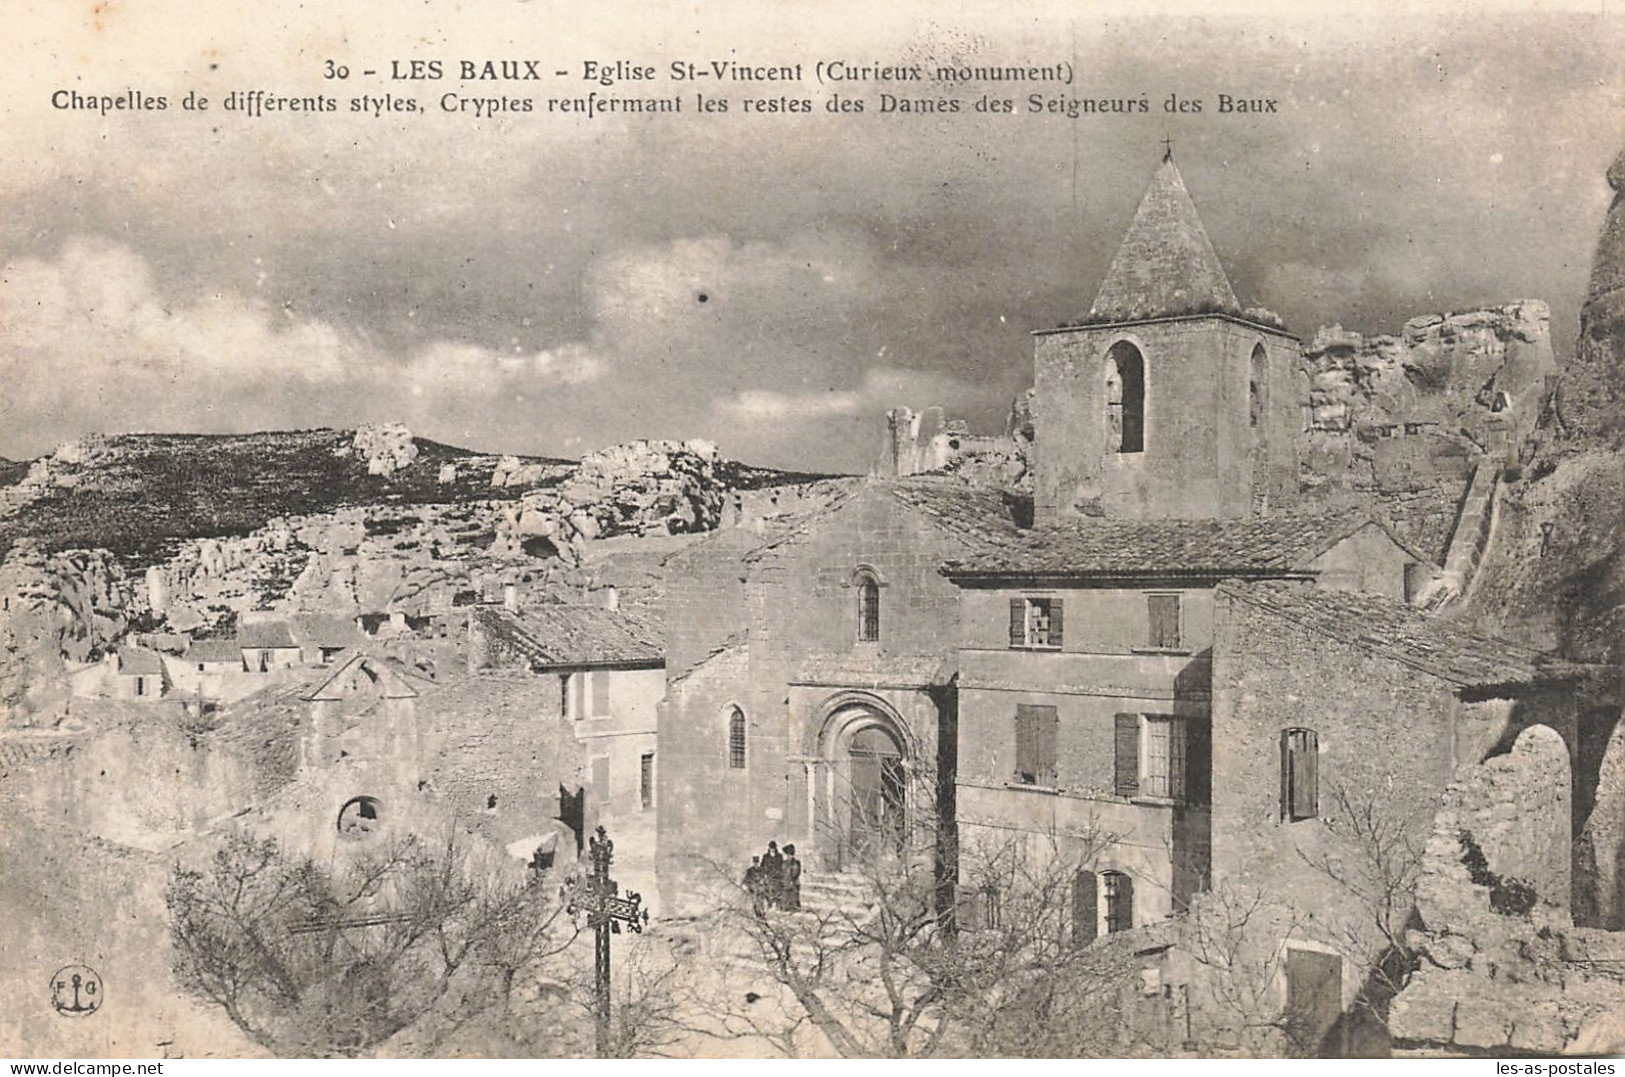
1, 0, 1619, 472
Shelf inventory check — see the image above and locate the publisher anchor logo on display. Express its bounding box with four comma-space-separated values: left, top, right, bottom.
49, 966, 103, 1017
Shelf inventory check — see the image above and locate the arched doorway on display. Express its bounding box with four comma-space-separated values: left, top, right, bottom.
848, 725, 906, 863
807, 696, 912, 873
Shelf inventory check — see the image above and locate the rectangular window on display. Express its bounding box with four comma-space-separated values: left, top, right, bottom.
560, 673, 572, 719
1146, 593, 1182, 650
1009, 597, 1064, 649
1102, 872, 1134, 934
1282, 728, 1319, 821
1014, 703, 1059, 786
640, 752, 655, 810
135, 676, 146, 697
1141, 715, 1186, 801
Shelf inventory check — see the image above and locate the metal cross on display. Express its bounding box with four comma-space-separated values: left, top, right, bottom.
1162, 136, 1174, 162
564, 825, 649, 1057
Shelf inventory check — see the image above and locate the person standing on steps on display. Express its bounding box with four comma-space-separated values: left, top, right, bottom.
763, 841, 785, 908
781, 844, 802, 911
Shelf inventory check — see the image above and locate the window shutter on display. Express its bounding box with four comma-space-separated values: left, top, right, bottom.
590, 670, 610, 717
1186, 719, 1211, 806
1117, 873, 1135, 930
1293, 731, 1319, 820
1039, 706, 1059, 786
1114, 713, 1141, 797
1009, 599, 1026, 646
1015, 706, 1038, 783
1280, 730, 1292, 819
1072, 869, 1098, 947
1049, 599, 1064, 647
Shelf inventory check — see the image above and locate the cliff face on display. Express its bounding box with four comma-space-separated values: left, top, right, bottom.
1557, 148, 1625, 449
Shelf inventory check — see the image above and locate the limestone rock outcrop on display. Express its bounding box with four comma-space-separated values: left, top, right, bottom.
350, 422, 420, 477
1555, 147, 1625, 449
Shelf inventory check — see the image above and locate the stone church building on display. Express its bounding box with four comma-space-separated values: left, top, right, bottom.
654, 154, 1614, 1049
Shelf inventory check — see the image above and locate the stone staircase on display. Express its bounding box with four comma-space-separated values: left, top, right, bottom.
1417, 459, 1502, 610
799, 871, 879, 917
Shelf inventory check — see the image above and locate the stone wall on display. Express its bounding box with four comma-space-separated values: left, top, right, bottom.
1032, 316, 1299, 522
1391, 726, 1624, 1055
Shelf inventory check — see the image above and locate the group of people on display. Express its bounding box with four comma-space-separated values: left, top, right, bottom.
743, 840, 802, 911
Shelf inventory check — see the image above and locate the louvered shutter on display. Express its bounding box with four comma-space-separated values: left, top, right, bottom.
1072, 869, 1098, 946
1280, 730, 1292, 818
1037, 705, 1059, 786
1114, 713, 1141, 797
1293, 731, 1319, 820
1115, 873, 1135, 931
1049, 599, 1064, 647
1015, 706, 1038, 784
1186, 719, 1211, 806
1009, 599, 1026, 646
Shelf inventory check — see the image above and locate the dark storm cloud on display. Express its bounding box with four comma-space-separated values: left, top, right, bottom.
0, 3, 1618, 471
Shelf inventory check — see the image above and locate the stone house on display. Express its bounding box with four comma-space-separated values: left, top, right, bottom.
467, 602, 665, 892
939, 511, 1425, 937
655, 477, 1026, 911
109, 646, 167, 700
238, 619, 301, 672
1199, 579, 1606, 1051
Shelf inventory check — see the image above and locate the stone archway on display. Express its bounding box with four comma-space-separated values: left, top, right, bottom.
806, 694, 913, 874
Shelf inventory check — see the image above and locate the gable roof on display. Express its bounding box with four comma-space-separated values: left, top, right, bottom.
1088, 157, 1242, 323
740, 476, 1028, 566
305, 653, 421, 702
289, 613, 366, 650
941, 510, 1378, 581
238, 621, 297, 649
1219, 580, 1600, 692
187, 638, 245, 664
116, 647, 165, 676
473, 605, 663, 670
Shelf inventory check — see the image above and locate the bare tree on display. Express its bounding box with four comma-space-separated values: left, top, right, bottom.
699, 761, 1143, 1058
165, 830, 578, 1057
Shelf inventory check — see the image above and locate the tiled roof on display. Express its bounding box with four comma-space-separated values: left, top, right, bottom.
941, 510, 1372, 579
474, 605, 663, 669
289, 613, 365, 650
116, 647, 165, 676
238, 621, 297, 649
187, 638, 244, 664
1088, 157, 1242, 323
884, 477, 1030, 554
1220, 580, 1599, 691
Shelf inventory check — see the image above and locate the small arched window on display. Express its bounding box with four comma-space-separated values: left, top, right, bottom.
1105, 341, 1145, 454
728, 707, 747, 770
857, 574, 881, 643
1249, 343, 1269, 430
337, 795, 382, 839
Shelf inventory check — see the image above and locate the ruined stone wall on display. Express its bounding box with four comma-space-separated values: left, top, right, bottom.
1390, 726, 1624, 1055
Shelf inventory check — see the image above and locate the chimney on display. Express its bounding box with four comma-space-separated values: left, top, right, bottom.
602, 586, 619, 612
504, 583, 518, 611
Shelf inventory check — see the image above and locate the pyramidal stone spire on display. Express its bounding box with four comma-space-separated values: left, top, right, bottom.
1087, 156, 1241, 323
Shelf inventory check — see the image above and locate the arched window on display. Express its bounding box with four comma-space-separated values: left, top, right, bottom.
857, 573, 881, 642
1105, 341, 1145, 454
337, 795, 382, 838
728, 707, 747, 770
1249, 343, 1269, 430
1281, 728, 1319, 821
